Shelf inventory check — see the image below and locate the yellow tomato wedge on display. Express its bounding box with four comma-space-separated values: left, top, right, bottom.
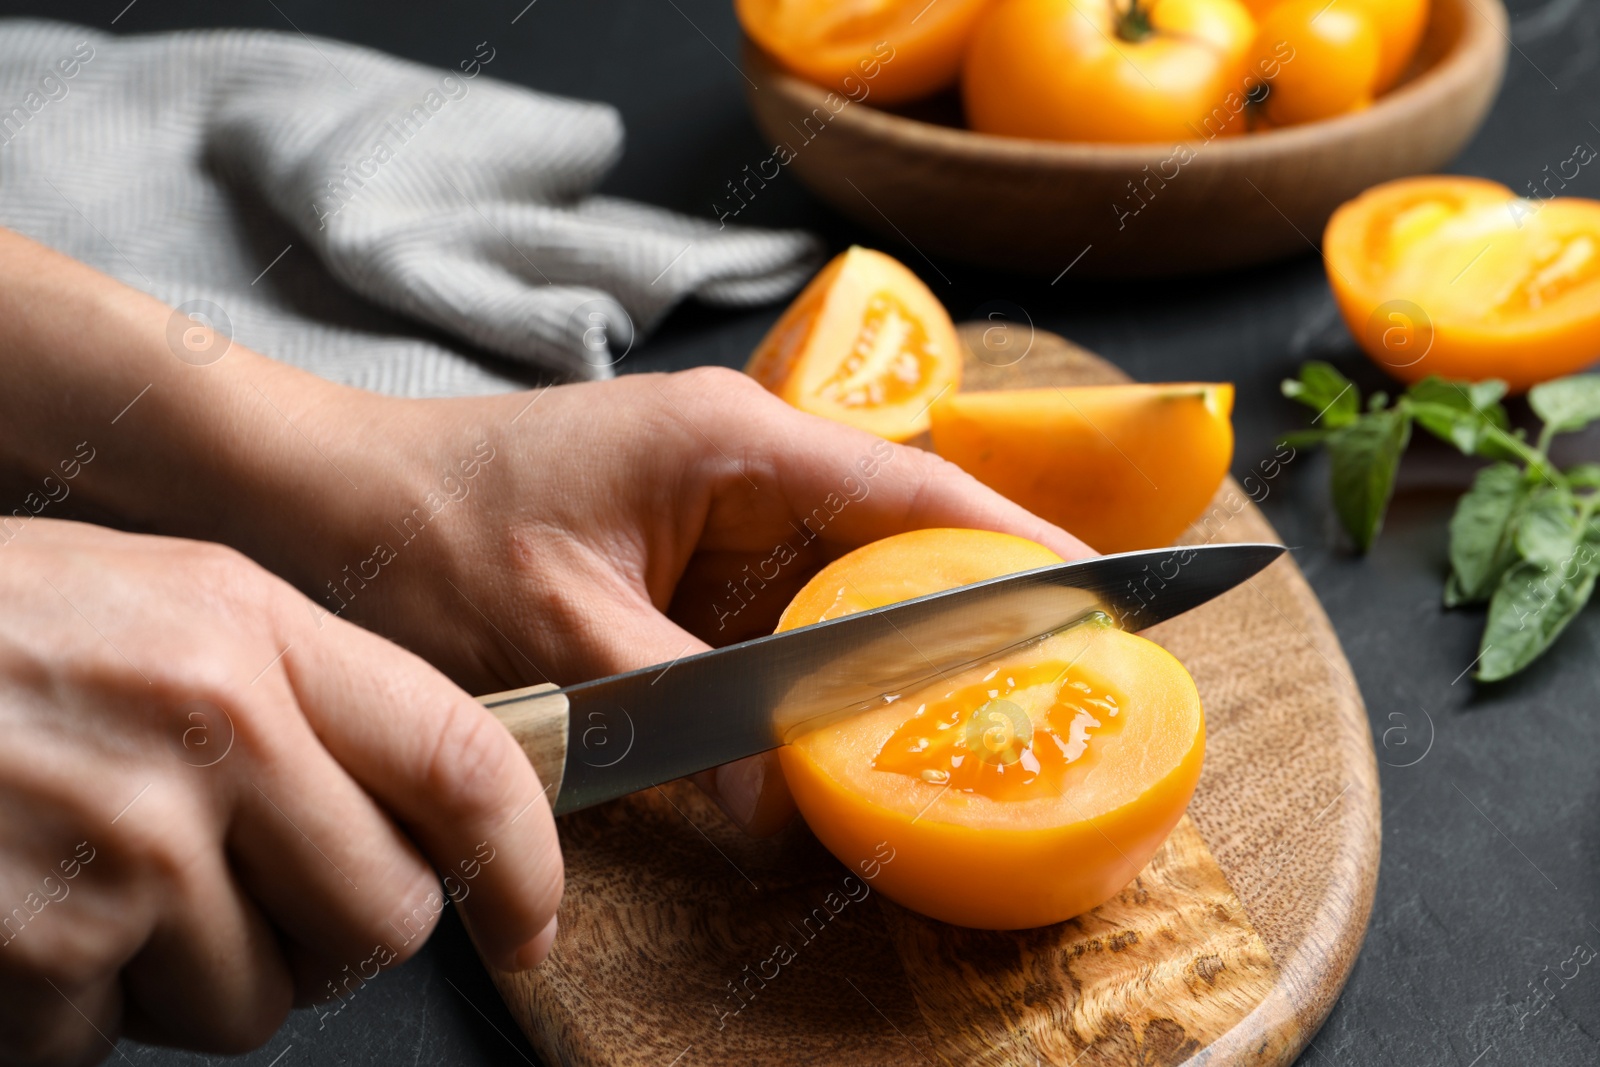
929, 384, 1235, 553
746, 246, 961, 441
736, 0, 996, 106
1326, 176, 1600, 391
778, 529, 1205, 929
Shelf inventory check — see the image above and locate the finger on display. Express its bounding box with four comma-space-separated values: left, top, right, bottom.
284, 617, 563, 973
0, 969, 122, 1067
227, 682, 446, 976
120, 849, 293, 1054
686, 375, 1095, 559
691, 752, 796, 838
669, 547, 824, 644
0, 774, 151, 1066
769, 420, 1097, 559
588, 591, 800, 831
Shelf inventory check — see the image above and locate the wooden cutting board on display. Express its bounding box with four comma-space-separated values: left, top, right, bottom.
489, 326, 1380, 1067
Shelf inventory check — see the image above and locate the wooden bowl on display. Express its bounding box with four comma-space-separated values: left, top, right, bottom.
742, 0, 1508, 278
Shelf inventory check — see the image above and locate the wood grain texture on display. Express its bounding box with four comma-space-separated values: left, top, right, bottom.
481, 683, 570, 806
490, 328, 1381, 1066
741, 0, 1507, 277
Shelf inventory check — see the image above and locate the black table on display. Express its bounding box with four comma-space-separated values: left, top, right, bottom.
9, 0, 1600, 1063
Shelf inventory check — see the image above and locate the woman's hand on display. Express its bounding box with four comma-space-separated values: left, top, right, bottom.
0, 520, 562, 1066
0, 226, 1090, 838
271, 370, 1093, 833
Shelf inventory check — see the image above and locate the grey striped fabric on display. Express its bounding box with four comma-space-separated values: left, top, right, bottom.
0, 20, 821, 395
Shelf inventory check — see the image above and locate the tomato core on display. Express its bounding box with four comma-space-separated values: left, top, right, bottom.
815, 290, 941, 410
870, 628, 1129, 803
1117, 0, 1156, 42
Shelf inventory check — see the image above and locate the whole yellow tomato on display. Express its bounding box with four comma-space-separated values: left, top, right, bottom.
1242, 0, 1427, 90
737, 0, 999, 106
1252, 0, 1380, 126
963, 0, 1258, 144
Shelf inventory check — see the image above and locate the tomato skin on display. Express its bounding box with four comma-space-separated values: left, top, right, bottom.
744, 246, 961, 441
776, 529, 1206, 930
1325, 176, 1600, 391
780, 704, 1204, 929
737, 0, 997, 106
1252, 0, 1379, 126
930, 384, 1235, 554
1242, 0, 1427, 91
962, 0, 1258, 144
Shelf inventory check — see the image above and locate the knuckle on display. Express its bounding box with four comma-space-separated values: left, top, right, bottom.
423, 701, 521, 826
674, 365, 769, 413
681, 364, 755, 394
109, 803, 209, 892
1, 914, 125, 997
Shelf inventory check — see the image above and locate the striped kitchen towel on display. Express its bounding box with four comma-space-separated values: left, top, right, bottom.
0, 20, 821, 393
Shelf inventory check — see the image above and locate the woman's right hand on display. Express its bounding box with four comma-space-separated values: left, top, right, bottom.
0, 519, 562, 1067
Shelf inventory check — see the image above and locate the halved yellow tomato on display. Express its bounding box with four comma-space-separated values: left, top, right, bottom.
745, 246, 960, 441
962, 0, 1258, 144
778, 529, 1206, 929
1325, 176, 1600, 390
737, 0, 996, 106
929, 384, 1235, 552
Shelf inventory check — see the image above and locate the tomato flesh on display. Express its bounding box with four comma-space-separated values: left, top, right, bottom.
777, 529, 1206, 929
746, 247, 960, 441
1326, 176, 1600, 390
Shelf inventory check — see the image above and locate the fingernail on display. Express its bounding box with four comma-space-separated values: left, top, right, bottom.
506, 915, 558, 972
715, 756, 764, 829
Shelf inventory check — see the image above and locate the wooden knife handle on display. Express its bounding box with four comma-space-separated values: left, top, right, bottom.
478, 683, 570, 810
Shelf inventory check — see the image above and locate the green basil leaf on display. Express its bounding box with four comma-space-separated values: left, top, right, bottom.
1477, 555, 1600, 681
1328, 408, 1412, 553
1407, 376, 1509, 412
1530, 374, 1600, 437
1447, 463, 1529, 603
1443, 572, 1470, 609
1404, 376, 1513, 457
1514, 487, 1583, 566
1282, 362, 1359, 429
1278, 429, 1330, 450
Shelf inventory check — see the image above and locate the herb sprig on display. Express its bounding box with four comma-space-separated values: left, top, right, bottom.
1283, 363, 1600, 681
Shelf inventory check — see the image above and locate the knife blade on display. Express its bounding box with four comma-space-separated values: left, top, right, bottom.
479, 541, 1283, 815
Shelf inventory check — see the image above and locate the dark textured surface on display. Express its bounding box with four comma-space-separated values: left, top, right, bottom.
2, 0, 1598, 1064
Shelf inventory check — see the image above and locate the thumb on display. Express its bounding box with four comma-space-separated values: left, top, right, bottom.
582, 603, 797, 839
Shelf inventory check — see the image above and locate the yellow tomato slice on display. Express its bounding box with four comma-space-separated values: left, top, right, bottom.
745, 246, 961, 441
777, 528, 1206, 929
1326, 176, 1600, 390
929, 384, 1235, 553
737, 0, 996, 105
776, 526, 1058, 626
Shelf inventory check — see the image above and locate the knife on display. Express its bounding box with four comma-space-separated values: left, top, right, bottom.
477, 541, 1284, 816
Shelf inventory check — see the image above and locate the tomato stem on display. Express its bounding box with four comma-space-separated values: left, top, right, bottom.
1117, 0, 1155, 42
